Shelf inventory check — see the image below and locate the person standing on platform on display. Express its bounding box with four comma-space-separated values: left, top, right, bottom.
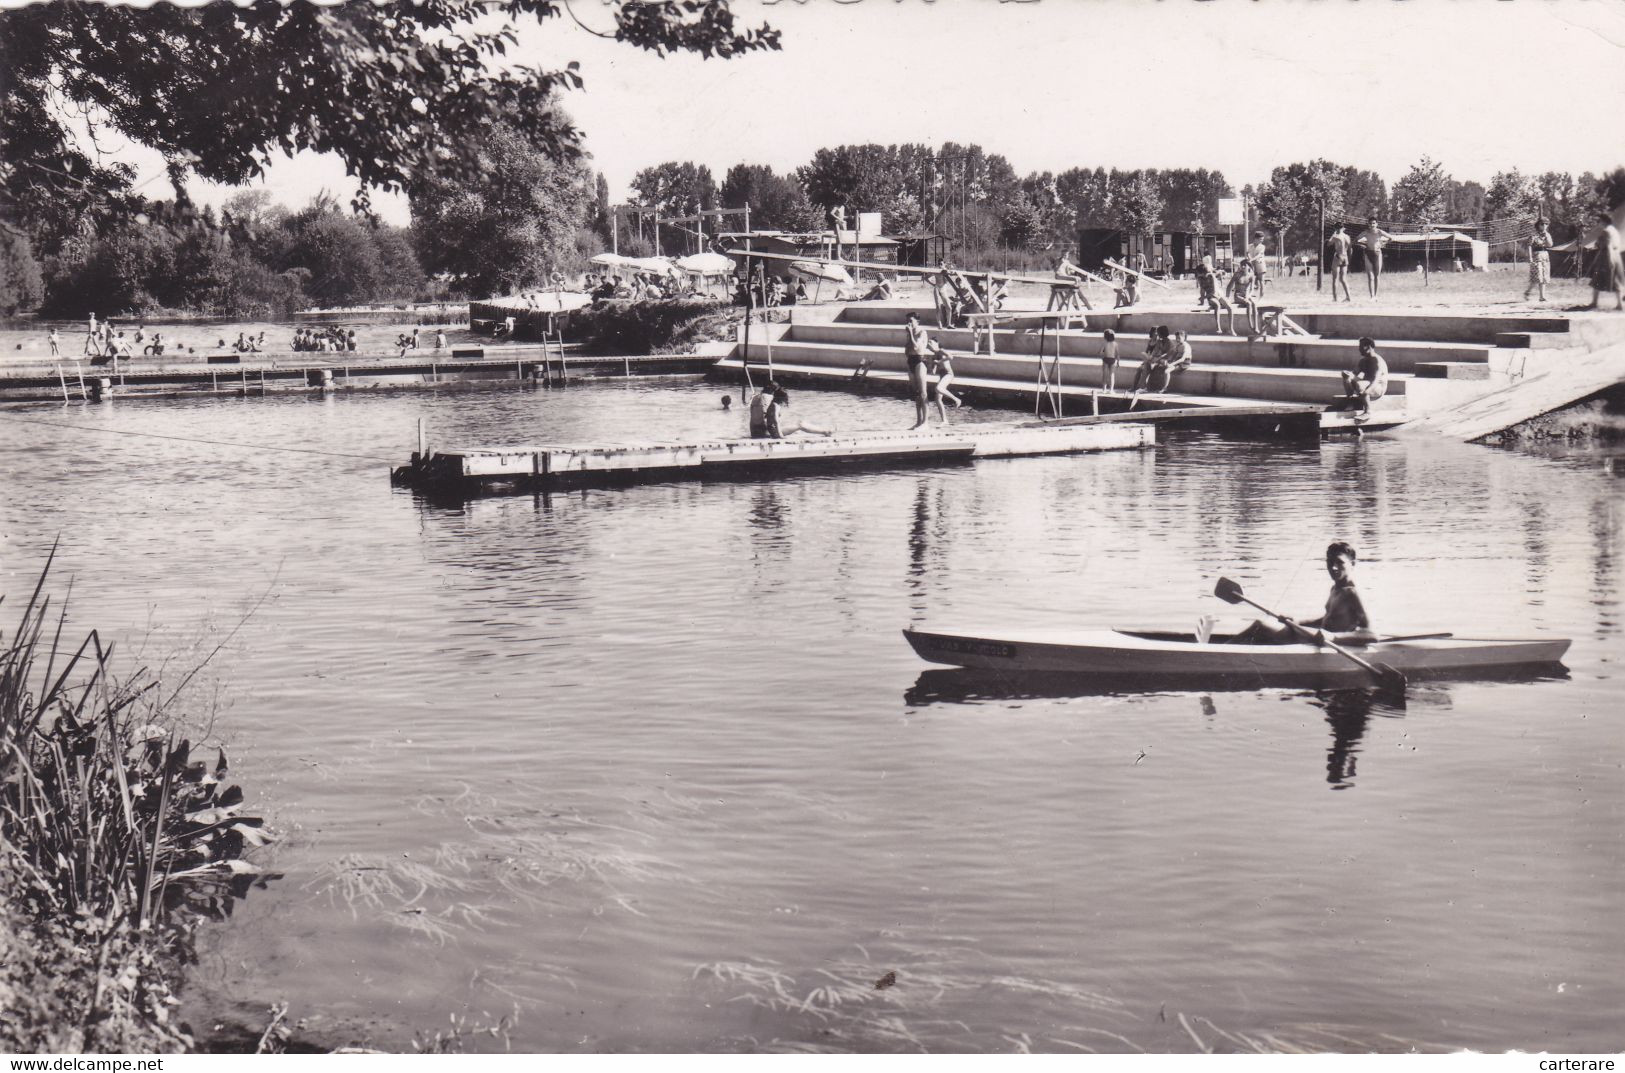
1587, 211, 1625, 311
1329, 226, 1353, 302
1099, 329, 1120, 393
48, 328, 59, 357
905, 312, 932, 429
926, 340, 960, 424
1358, 218, 1395, 299
1525, 217, 1553, 303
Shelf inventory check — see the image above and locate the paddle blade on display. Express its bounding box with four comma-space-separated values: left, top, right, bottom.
1214, 577, 1245, 605
1373, 662, 1408, 692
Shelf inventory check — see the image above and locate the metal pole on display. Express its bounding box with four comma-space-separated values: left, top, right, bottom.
1317, 198, 1324, 292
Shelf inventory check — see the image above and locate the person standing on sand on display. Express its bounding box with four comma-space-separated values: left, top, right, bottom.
1525, 217, 1553, 302
1587, 211, 1625, 311
1328, 226, 1353, 302
48, 329, 59, 357
1247, 236, 1269, 299
1358, 217, 1395, 299
904, 312, 932, 429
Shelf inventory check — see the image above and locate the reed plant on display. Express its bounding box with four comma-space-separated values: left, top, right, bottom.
0, 550, 272, 1051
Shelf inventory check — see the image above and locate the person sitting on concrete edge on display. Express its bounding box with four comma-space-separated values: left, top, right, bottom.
1338, 337, 1389, 417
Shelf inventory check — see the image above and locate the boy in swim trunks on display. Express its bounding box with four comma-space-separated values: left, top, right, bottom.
1232, 542, 1376, 645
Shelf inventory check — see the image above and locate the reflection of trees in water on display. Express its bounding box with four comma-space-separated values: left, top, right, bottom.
1591, 496, 1621, 640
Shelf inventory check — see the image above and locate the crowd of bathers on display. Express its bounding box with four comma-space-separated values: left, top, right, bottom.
292, 327, 357, 352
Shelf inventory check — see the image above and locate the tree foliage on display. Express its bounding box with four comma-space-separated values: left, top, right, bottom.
1254, 160, 1345, 248
0, 231, 45, 316
0, 0, 779, 250
1484, 169, 1542, 224
720, 164, 820, 231
1390, 156, 1450, 224
411, 125, 591, 296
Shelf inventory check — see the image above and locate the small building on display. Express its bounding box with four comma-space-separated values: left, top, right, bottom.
1077, 228, 1235, 276
1349, 231, 1489, 273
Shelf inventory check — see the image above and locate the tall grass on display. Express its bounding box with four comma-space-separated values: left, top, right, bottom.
0, 548, 273, 1051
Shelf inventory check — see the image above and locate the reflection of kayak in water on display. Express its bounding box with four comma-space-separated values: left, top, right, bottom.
903, 627, 1571, 683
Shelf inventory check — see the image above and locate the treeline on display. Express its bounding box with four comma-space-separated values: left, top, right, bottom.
0, 118, 621, 319
1, 192, 427, 319
625, 144, 1625, 264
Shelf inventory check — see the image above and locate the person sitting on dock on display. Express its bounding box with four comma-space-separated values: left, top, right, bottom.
765, 387, 834, 439
905, 312, 932, 429
1338, 337, 1389, 417
1231, 542, 1376, 646
927, 340, 961, 424
748, 380, 780, 438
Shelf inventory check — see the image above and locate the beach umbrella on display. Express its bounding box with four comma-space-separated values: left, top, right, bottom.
590, 252, 636, 268
629, 256, 677, 274
676, 252, 736, 275
789, 260, 853, 285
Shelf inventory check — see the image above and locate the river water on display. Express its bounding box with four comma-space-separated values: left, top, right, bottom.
0, 379, 1619, 1053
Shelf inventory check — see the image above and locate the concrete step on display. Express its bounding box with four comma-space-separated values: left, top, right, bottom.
782, 322, 1484, 374
1494, 331, 1578, 349
1414, 362, 1492, 380
836, 304, 1572, 346
740, 340, 1410, 405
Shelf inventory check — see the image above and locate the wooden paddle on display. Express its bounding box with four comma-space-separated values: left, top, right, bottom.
1213, 577, 1407, 690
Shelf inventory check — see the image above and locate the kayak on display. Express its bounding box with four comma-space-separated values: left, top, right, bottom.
903, 627, 1571, 683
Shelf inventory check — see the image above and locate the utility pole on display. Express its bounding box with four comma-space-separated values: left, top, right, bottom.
1316, 197, 1325, 292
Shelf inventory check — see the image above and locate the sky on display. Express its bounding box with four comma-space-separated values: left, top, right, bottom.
174, 0, 1625, 227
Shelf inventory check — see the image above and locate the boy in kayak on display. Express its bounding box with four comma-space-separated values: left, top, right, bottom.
1231, 542, 1376, 645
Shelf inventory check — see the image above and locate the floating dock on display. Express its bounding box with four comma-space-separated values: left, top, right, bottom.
392, 420, 1154, 494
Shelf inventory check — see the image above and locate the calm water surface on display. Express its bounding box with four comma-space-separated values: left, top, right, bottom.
0, 380, 1620, 1053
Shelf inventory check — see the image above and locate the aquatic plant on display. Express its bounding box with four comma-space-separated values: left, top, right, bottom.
0, 551, 274, 1051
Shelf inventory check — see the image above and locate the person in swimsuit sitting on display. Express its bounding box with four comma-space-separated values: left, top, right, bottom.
1231, 542, 1377, 645
1339, 337, 1389, 416
764, 388, 833, 438
748, 380, 780, 438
